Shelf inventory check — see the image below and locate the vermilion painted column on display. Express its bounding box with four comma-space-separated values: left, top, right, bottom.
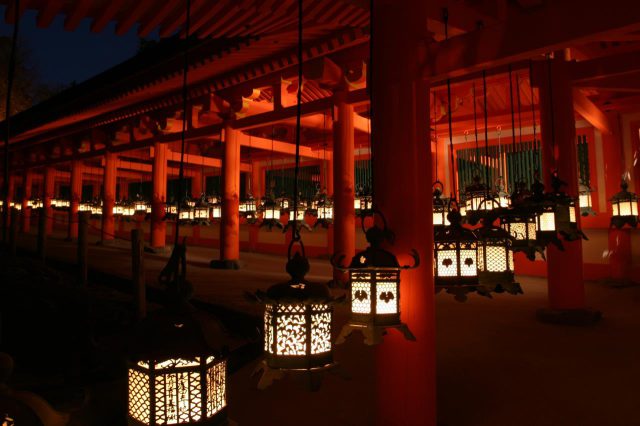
192, 170, 203, 198
248, 161, 262, 251
332, 91, 355, 283
102, 152, 117, 243
371, 1, 434, 425
43, 167, 55, 235
213, 124, 240, 269
21, 169, 33, 233
68, 160, 83, 239
538, 53, 585, 310
151, 143, 168, 249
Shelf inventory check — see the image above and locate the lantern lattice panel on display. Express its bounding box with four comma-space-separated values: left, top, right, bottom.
537, 211, 555, 231
436, 248, 458, 277
128, 368, 150, 423
154, 370, 202, 424
375, 281, 398, 314
310, 307, 332, 354
351, 279, 372, 314
478, 245, 509, 273
434, 240, 478, 285
275, 305, 307, 356
206, 361, 226, 417
264, 307, 274, 351
504, 221, 536, 241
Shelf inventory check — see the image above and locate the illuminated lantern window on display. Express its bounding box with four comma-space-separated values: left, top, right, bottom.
146, 205, 152, 214
475, 225, 516, 285
333, 213, 418, 345
165, 202, 178, 218
312, 192, 333, 228
178, 202, 195, 222
128, 309, 228, 425
536, 206, 556, 233
253, 250, 336, 388
78, 202, 91, 212
29, 198, 43, 210
122, 201, 136, 218
500, 214, 537, 244
288, 201, 307, 222
113, 201, 124, 216
12, 202, 22, 211
134, 198, 149, 213
434, 208, 478, 287
194, 205, 210, 221
578, 183, 595, 216
610, 180, 639, 228
91, 201, 103, 216
432, 181, 449, 227
210, 203, 222, 220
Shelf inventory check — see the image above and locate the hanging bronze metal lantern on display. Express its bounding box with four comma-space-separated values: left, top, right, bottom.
193, 195, 211, 225
258, 195, 283, 230
578, 183, 595, 216
128, 241, 229, 426
313, 191, 334, 228
239, 193, 257, 221
432, 181, 449, 228
475, 224, 519, 292
610, 179, 639, 228
434, 206, 478, 287
332, 211, 419, 345
252, 243, 338, 389
164, 201, 178, 220
127, 309, 228, 426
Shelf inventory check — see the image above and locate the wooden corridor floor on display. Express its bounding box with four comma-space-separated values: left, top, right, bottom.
13, 231, 640, 426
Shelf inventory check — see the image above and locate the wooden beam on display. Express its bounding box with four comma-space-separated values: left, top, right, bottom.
164, 150, 252, 172
138, 1, 175, 37
115, 0, 153, 35
236, 132, 330, 160
64, 0, 92, 31
570, 50, 640, 83
572, 89, 613, 135
91, 0, 127, 33
36, 1, 63, 28
575, 73, 640, 93
427, 0, 640, 81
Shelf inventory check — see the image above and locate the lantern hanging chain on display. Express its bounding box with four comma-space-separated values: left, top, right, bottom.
433, 93, 438, 181
270, 125, 275, 195
2, 0, 20, 245
508, 65, 518, 187
368, 0, 375, 205
291, 0, 303, 243
545, 54, 557, 177
248, 135, 252, 195
516, 72, 524, 183
529, 59, 539, 175
444, 8, 457, 201
482, 70, 490, 200
174, 0, 191, 246
323, 110, 328, 192
473, 82, 480, 169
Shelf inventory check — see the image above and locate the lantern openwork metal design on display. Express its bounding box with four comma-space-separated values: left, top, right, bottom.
434, 206, 479, 287
332, 211, 419, 346
52, 198, 70, 210
252, 243, 338, 389
134, 197, 149, 214
432, 181, 449, 228
122, 200, 136, 218
475, 225, 516, 287
206, 195, 222, 221
610, 180, 638, 228
178, 200, 195, 223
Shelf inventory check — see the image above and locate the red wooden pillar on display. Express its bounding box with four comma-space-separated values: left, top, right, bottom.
43, 167, 55, 235
102, 152, 117, 243
213, 124, 240, 268
21, 169, 33, 233
68, 160, 83, 239
538, 53, 586, 310
151, 143, 168, 249
332, 91, 355, 283
248, 161, 262, 251
371, 1, 435, 425
192, 170, 203, 198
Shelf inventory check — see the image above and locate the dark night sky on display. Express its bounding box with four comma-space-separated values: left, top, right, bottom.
0, 6, 158, 88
